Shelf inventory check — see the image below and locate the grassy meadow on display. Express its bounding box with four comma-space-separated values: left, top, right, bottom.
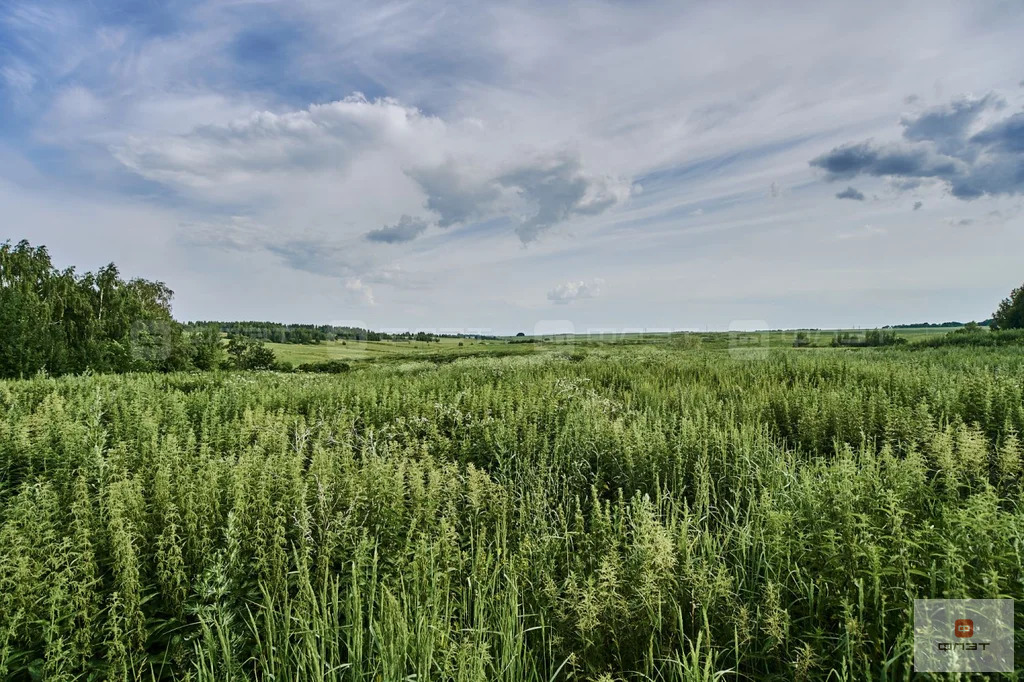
266, 337, 509, 365
1, 340, 1022, 680
265, 326, 962, 367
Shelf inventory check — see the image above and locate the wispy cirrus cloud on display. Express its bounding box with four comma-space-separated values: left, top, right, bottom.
3, 0, 1024, 330
836, 224, 887, 240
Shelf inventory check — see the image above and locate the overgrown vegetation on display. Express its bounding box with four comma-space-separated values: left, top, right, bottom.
295, 359, 351, 373
831, 329, 906, 347
914, 328, 1024, 349
1, 347, 1022, 680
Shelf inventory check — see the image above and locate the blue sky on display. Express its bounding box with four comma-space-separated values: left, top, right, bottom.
2, 0, 1023, 334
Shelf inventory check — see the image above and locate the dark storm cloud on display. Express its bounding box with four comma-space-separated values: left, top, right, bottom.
900, 93, 1002, 157
265, 239, 354, 277
811, 91, 1024, 200
810, 142, 958, 180
969, 112, 1024, 153
406, 161, 502, 229
408, 151, 627, 243
365, 215, 429, 243
496, 155, 623, 243
835, 186, 865, 200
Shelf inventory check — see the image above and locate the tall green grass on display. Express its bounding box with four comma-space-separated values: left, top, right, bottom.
1, 347, 1021, 680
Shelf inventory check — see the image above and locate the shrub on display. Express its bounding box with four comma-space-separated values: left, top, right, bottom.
831, 329, 905, 347
953, 321, 984, 334
915, 328, 1024, 348
297, 359, 351, 373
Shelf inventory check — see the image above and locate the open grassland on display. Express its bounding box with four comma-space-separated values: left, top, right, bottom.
267, 338, 510, 365
267, 327, 969, 366
619, 326, 966, 349
1, 345, 1022, 680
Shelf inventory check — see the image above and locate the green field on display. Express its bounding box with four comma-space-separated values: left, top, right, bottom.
266, 337, 509, 364
2, 341, 1022, 680
265, 326, 973, 366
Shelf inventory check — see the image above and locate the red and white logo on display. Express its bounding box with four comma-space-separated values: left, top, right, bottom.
954, 619, 974, 638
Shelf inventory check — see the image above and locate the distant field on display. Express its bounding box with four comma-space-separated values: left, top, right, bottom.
260, 326, 972, 365
698, 325, 962, 349
266, 337, 512, 364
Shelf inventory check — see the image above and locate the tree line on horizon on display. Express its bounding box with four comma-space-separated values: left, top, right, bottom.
3, 238, 1024, 379
882, 319, 994, 329
0, 239, 500, 379
186, 321, 500, 344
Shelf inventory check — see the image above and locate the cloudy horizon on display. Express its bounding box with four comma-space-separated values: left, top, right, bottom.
2, 0, 1023, 334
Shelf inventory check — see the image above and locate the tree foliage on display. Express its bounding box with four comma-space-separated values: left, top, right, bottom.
226, 336, 278, 370
192, 321, 470, 343
0, 239, 220, 378
992, 282, 1024, 330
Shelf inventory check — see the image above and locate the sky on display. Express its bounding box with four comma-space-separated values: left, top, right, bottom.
2, 0, 1023, 335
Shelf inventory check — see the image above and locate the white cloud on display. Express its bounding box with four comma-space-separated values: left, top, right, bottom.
547, 278, 604, 305
113, 94, 628, 247
837, 224, 887, 240
114, 94, 443, 191
1, 63, 35, 95
345, 278, 376, 306
4, 0, 1024, 330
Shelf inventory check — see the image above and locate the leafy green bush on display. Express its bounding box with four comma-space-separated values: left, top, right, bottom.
297, 359, 351, 373
226, 337, 277, 370
831, 329, 906, 347
915, 328, 1024, 348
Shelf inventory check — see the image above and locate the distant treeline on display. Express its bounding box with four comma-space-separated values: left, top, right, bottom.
914, 327, 1024, 348
187, 321, 499, 344
883, 320, 993, 328
1, 240, 222, 379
